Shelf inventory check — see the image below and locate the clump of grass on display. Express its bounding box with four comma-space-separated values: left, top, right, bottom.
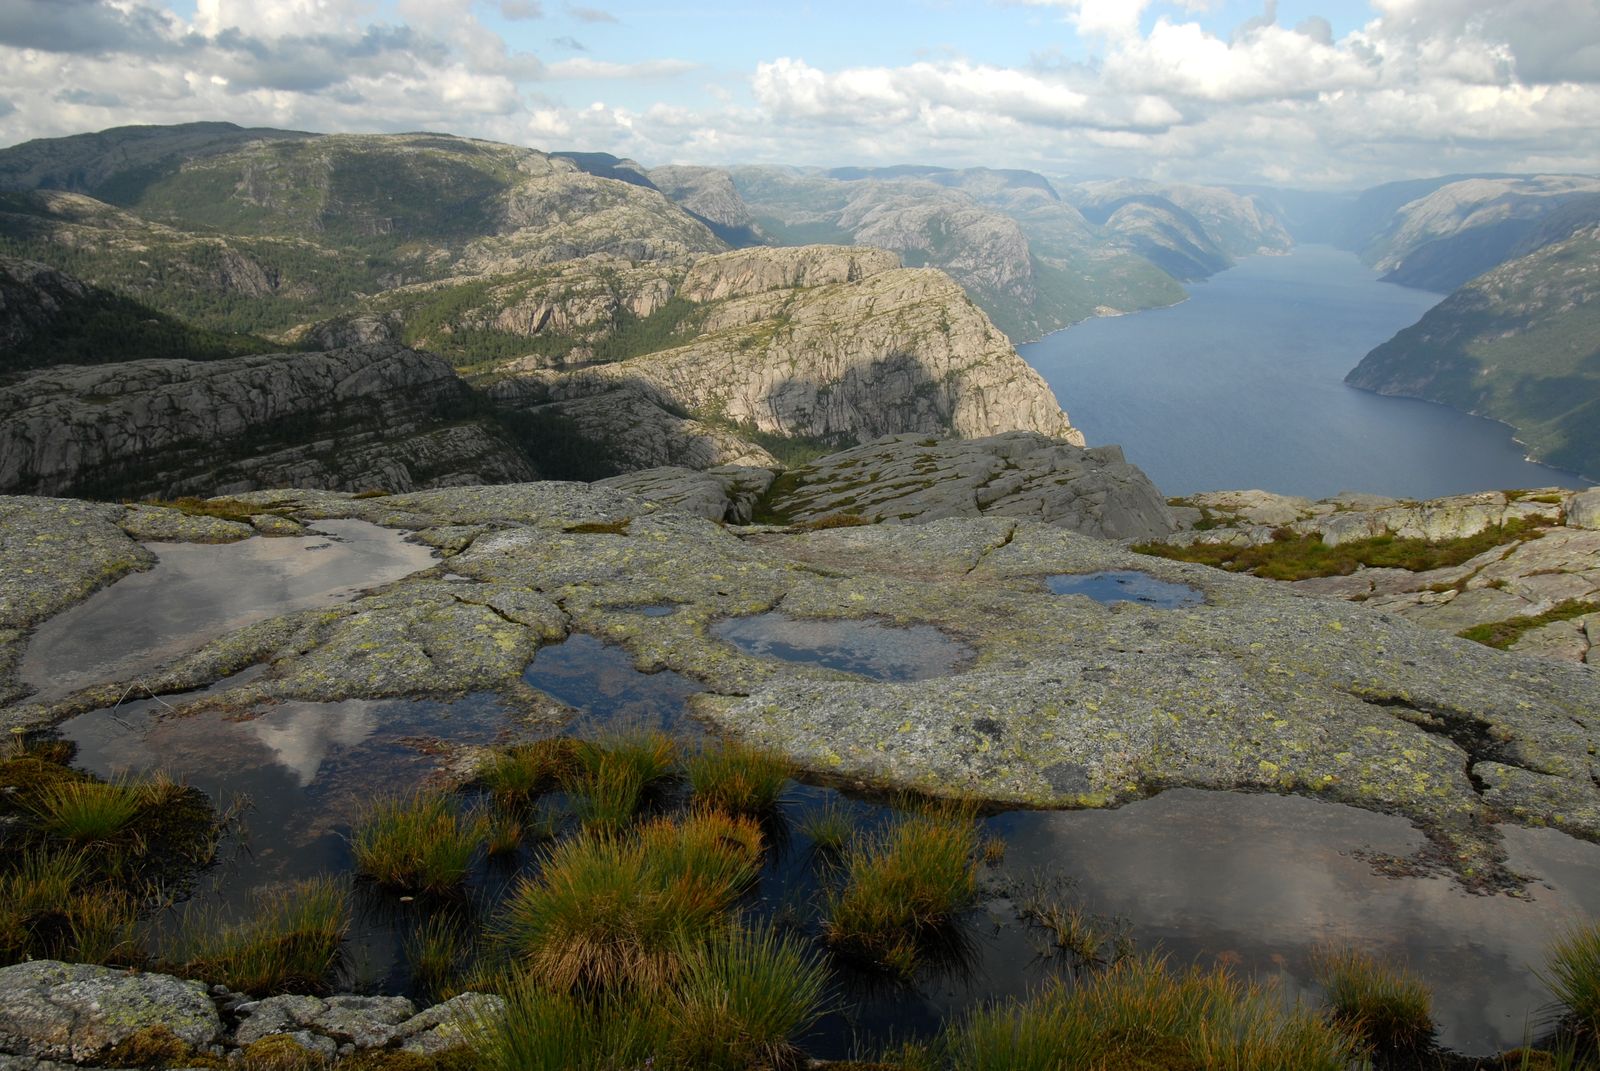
0, 849, 141, 965
485, 814, 524, 858
566, 732, 677, 835
1134, 518, 1547, 581
479, 740, 577, 812
406, 913, 474, 999
500, 810, 762, 993
799, 802, 854, 857
176, 876, 352, 995
240, 1034, 332, 1071
823, 808, 978, 974
351, 791, 487, 895
946, 956, 1354, 1071
662, 924, 830, 1071
1460, 600, 1600, 650
685, 739, 794, 817
464, 980, 658, 1071
26, 776, 143, 844
1541, 921, 1600, 1036
1313, 945, 1434, 1053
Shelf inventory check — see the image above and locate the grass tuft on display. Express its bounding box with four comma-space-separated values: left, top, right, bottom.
946, 955, 1355, 1071
26, 776, 143, 844
565, 732, 677, 835
799, 802, 853, 857
406, 913, 474, 999
1541, 920, 1600, 1036
351, 791, 486, 895
1313, 945, 1434, 1053
823, 808, 977, 975
662, 923, 830, 1071
500, 810, 761, 993
685, 739, 794, 817
176, 875, 352, 995
479, 740, 577, 813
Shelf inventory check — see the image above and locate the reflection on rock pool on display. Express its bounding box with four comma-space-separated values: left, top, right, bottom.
21, 520, 437, 702
1046, 569, 1205, 607
711, 611, 973, 681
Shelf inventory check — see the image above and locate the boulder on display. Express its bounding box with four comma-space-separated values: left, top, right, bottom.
0, 962, 221, 1063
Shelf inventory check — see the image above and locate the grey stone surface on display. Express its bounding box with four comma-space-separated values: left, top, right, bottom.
395, 992, 506, 1056
0, 343, 537, 499
234, 993, 417, 1050
0, 962, 221, 1062
767, 432, 1174, 540
598, 464, 776, 523
3, 482, 1597, 891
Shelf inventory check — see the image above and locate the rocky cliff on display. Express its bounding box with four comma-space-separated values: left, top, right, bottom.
508, 246, 1080, 452
0, 343, 535, 498
1347, 222, 1600, 479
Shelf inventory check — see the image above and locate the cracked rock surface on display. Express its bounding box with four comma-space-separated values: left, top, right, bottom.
3, 483, 1597, 889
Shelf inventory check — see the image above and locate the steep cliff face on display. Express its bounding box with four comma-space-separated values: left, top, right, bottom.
522, 248, 1080, 448
1348, 223, 1600, 479
0, 343, 536, 497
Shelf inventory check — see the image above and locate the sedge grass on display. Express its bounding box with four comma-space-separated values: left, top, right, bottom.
823, 809, 977, 974
662, 923, 830, 1071
406, 913, 473, 999
564, 732, 678, 834
685, 740, 794, 817
26, 776, 144, 844
1541, 921, 1600, 1036
1313, 944, 1434, 1053
947, 955, 1355, 1071
177, 875, 351, 995
463, 979, 658, 1071
351, 792, 487, 895
500, 810, 762, 993
479, 740, 577, 813
799, 802, 853, 857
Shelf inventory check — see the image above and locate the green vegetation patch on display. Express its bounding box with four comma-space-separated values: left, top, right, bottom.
1313, 945, 1435, 1055
1134, 520, 1546, 582
1459, 599, 1600, 650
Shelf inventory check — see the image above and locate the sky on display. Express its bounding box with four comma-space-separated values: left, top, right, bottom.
0, 0, 1597, 189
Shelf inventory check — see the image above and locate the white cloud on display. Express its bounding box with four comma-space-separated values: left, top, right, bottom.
1, 0, 1598, 187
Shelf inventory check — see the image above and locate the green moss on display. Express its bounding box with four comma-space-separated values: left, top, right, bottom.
1459, 599, 1600, 650
562, 518, 632, 535
1135, 519, 1547, 581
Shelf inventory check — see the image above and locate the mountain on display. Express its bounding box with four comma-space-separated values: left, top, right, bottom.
647, 165, 771, 248
1066, 179, 1292, 261
1347, 218, 1600, 479
726, 166, 1186, 341
0, 124, 726, 337
1351, 174, 1600, 292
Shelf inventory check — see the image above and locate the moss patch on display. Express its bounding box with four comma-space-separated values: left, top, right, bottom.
1134, 520, 1546, 581
1458, 600, 1600, 650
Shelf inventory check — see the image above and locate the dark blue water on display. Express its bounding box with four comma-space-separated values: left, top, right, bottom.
1021, 246, 1592, 499
1046, 570, 1204, 607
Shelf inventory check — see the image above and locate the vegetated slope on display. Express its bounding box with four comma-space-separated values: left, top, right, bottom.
0, 254, 270, 374
1347, 221, 1600, 480
1353, 174, 1600, 292
0, 124, 726, 337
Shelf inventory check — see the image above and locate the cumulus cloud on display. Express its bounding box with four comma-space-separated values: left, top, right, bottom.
0, 0, 1597, 187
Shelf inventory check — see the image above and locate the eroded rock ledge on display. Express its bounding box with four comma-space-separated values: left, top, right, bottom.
3, 483, 1598, 891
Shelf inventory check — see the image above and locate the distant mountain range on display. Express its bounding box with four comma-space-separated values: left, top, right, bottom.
1, 121, 1596, 486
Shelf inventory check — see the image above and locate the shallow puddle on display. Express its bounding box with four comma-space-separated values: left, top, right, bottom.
711, 612, 973, 681
60, 687, 519, 989
522, 633, 703, 734
21, 520, 437, 702
977, 790, 1600, 1054
1046, 570, 1205, 607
